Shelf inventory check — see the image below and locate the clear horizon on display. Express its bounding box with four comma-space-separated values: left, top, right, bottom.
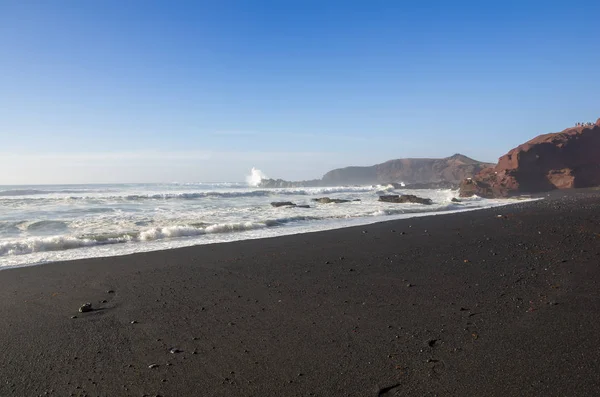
1, 1, 599, 184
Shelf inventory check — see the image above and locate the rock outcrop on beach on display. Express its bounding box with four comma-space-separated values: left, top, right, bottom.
271, 201, 297, 208
460, 119, 600, 198
259, 154, 493, 188
378, 194, 433, 205
312, 197, 360, 204
270, 202, 310, 208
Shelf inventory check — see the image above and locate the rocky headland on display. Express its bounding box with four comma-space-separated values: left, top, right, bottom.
460, 119, 600, 198
259, 154, 493, 188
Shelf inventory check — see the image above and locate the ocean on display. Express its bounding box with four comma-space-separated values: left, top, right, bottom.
0, 178, 524, 268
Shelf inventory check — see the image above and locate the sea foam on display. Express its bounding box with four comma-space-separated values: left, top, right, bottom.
0, 181, 530, 268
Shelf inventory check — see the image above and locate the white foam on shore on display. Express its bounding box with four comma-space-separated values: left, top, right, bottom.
0, 195, 534, 269
0, 181, 540, 269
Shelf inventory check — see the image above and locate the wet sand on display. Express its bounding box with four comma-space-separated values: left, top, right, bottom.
1, 189, 600, 396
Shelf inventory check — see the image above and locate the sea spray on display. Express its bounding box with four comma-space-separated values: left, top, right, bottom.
246, 167, 267, 187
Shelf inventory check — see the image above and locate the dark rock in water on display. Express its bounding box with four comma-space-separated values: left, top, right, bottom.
79, 303, 93, 313
451, 198, 462, 203
296, 204, 310, 208
379, 195, 433, 205
312, 197, 352, 204
271, 201, 296, 208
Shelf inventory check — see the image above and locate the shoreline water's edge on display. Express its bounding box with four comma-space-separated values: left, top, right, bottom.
0, 193, 535, 270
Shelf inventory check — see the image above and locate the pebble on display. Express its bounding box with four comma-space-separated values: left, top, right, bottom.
130, 320, 138, 324
79, 303, 92, 313
169, 348, 182, 354
148, 364, 159, 369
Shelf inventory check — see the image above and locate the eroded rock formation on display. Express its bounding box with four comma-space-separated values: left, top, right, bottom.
460, 119, 600, 197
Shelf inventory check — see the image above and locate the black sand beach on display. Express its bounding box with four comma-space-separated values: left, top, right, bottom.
2, 190, 600, 397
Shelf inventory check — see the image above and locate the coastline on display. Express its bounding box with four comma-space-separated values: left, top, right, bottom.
2, 188, 600, 396
0, 189, 528, 270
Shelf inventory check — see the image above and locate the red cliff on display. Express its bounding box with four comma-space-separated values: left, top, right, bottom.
460, 118, 600, 197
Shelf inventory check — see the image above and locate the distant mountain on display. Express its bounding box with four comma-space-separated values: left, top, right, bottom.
259, 154, 494, 188
321, 154, 494, 185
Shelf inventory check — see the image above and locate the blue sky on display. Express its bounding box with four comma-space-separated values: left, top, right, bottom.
1, 0, 599, 184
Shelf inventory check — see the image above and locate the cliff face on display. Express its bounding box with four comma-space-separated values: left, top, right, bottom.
460, 119, 600, 198
321, 154, 494, 185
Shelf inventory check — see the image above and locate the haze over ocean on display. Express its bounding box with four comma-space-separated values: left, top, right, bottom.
1, 0, 599, 184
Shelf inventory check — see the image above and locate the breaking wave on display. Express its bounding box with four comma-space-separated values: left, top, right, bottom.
0, 189, 96, 197
0, 215, 328, 257
370, 203, 463, 217
246, 167, 267, 187
0, 186, 391, 203
0, 235, 117, 256
0, 189, 50, 197
1, 180, 531, 268
27, 220, 69, 232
